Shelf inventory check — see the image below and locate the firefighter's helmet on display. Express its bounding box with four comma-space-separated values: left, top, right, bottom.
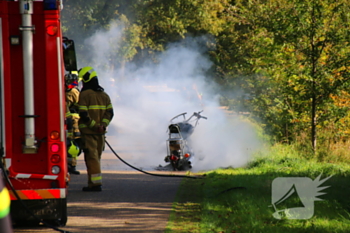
67, 139, 81, 158
64, 73, 78, 86
78, 66, 98, 83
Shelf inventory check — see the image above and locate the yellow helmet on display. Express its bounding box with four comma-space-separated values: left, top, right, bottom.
78, 66, 98, 83
67, 140, 81, 158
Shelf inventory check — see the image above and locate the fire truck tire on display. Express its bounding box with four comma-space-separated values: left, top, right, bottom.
11, 198, 67, 227
58, 198, 68, 226
58, 209, 68, 227
46, 198, 67, 227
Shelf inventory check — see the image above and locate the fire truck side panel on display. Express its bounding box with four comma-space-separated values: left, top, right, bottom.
4, 1, 67, 184
1, 1, 68, 225
9, 9, 48, 175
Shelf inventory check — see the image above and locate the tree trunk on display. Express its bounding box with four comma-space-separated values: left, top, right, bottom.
310, 2, 317, 152
311, 94, 317, 152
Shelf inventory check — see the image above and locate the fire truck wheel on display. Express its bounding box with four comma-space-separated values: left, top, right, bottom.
45, 216, 67, 227
59, 199, 68, 226
45, 213, 67, 227
45, 199, 67, 226
59, 213, 68, 226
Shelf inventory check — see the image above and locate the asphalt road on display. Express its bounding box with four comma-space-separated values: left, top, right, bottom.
13, 142, 184, 233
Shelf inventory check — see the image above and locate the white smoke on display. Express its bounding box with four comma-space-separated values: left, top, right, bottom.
80, 22, 262, 172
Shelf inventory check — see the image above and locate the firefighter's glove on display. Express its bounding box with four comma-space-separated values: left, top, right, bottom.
96, 125, 106, 133
79, 112, 90, 123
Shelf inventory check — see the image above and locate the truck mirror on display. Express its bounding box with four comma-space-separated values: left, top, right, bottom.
62, 37, 77, 72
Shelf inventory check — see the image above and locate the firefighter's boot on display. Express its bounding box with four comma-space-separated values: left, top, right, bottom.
68, 165, 80, 175
82, 185, 102, 192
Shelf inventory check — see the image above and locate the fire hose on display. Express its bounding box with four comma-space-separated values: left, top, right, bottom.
105, 139, 203, 179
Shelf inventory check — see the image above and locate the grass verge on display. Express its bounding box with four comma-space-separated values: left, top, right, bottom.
165, 175, 204, 233
166, 143, 350, 233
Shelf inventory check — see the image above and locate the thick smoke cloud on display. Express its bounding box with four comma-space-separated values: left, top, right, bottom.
80, 22, 262, 171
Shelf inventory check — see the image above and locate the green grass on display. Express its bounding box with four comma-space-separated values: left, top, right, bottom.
166, 143, 350, 233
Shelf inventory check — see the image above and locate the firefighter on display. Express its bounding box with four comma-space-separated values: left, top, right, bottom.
65, 73, 81, 175
78, 67, 114, 192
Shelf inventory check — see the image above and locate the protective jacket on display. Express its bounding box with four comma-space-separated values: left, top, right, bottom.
78, 89, 113, 134
66, 87, 79, 113
65, 87, 80, 139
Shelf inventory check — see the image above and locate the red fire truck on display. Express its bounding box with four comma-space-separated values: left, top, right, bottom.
0, 0, 77, 226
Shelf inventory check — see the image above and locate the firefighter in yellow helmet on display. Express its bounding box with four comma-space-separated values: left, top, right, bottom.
78, 67, 114, 192
65, 73, 81, 175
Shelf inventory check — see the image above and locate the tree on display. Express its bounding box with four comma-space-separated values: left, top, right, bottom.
224, 0, 350, 150
62, 0, 229, 70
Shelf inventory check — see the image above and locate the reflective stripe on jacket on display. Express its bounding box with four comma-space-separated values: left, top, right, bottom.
78, 89, 113, 134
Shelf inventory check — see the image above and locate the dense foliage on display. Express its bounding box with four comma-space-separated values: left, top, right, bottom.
62, 0, 350, 150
